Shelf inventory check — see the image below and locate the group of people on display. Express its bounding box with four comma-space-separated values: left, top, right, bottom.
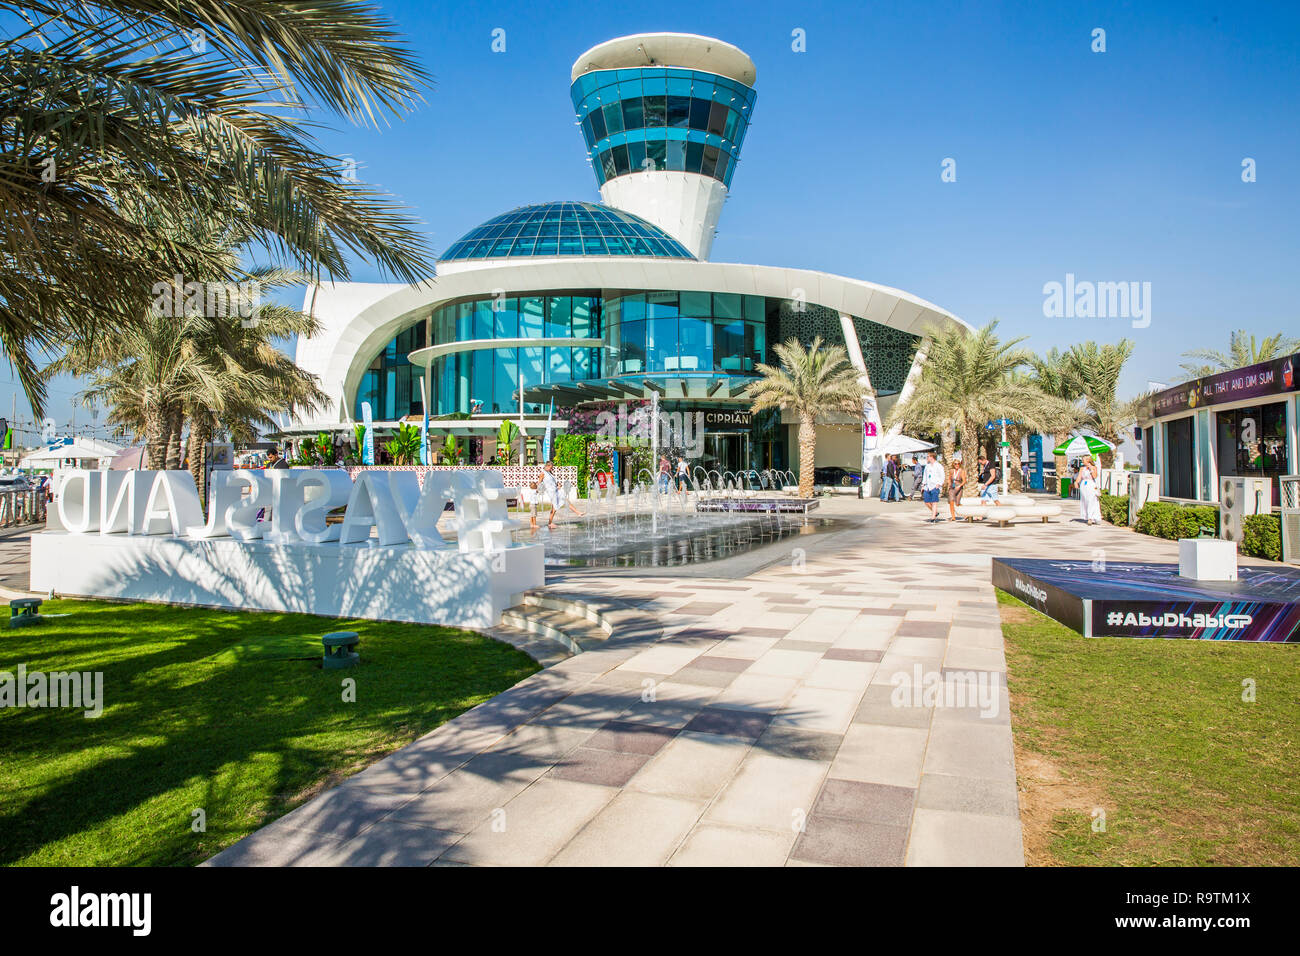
879, 449, 1103, 525
524, 460, 584, 532
658, 455, 691, 493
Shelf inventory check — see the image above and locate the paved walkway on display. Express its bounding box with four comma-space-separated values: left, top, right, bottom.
207, 495, 1227, 867
0, 525, 39, 594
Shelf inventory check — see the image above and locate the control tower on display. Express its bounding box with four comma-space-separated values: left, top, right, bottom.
570, 33, 757, 260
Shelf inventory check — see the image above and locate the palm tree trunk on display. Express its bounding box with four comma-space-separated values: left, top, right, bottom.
960, 418, 981, 496
1008, 429, 1024, 493
144, 391, 168, 470
165, 404, 184, 471
940, 425, 956, 472
188, 416, 210, 511
1053, 430, 1070, 495
798, 413, 816, 498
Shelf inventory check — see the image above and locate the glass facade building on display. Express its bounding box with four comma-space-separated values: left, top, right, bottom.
354, 323, 426, 422
570, 68, 756, 187
355, 287, 921, 425
604, 290, 765, 376
423, 293, 603, 417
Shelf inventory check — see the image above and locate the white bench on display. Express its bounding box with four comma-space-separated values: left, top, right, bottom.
955, 496, 1063, 525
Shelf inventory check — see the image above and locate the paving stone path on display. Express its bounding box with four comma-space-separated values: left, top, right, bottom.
205, 497, 1227, 867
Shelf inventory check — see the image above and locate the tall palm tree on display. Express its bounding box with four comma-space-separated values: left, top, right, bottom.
888, 321, 1047, 496
2, 0, 434, 414
749, 337, 864, 498
52, 261, 326, 483
1179, 329, 1300, 381
1063, 339, 1137, 468
1029, 347, 1086, 487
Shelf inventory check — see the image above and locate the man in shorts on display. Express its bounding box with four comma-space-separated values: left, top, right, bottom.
921, 451, 945, 522
977, 454, 1001, 503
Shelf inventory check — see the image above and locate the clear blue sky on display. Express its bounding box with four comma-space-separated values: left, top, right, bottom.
9, 0, 1299, 441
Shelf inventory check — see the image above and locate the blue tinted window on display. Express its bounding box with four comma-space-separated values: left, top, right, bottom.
621, 96, 643, 129
603, 102, 623, 134
666, 139, 686, 171
713, 293, 742, 319
520, 297, 544, 335
643, 95, 666, 127
680, 291, 711, 316
547, 296, 571, 337
646, 140, 666, 171
667, 95, 690, 128
494, 297, 518, 337
686, 141, 704, 173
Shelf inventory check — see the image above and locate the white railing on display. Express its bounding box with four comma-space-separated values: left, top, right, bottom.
0, 489, 46, 528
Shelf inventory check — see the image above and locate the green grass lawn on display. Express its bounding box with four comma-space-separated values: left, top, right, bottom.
998, 590, 1300, 865
0, 599, 539, 866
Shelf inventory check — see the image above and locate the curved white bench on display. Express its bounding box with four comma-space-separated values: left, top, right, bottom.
954, 505, 1020, 526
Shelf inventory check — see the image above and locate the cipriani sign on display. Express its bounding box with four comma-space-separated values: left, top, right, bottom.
33, 469, 544, 628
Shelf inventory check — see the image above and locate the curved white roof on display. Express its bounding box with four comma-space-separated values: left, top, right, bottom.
294, 259, 970, 427
571, 33, 757, 86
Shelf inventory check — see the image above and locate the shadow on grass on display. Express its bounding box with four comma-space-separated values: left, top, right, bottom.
0, 600, 538, 866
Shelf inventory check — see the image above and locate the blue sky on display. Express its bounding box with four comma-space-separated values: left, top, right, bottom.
9, 0, 1299, 442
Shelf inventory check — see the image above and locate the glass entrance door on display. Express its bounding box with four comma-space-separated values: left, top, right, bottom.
702, 433, 746, 475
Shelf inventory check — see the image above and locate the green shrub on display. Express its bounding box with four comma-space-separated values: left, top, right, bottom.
1134, 501, 1221, 540
553, 434, 592, 497
1099, 493, 1130, 527
1241, 513, 1283, 561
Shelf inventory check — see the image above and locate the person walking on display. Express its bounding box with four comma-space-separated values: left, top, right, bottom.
910, 457, 925, 500
947, 458, 967, 521
921, 451, 945, 522
675, 456, 689, 494
657, 455, 671, 494
879, 455, 899, 502
977, 454, 1001, 503
1078, 454, 1102, 524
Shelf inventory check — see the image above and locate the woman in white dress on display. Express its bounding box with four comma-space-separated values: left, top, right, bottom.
1078, 455, 1102, 524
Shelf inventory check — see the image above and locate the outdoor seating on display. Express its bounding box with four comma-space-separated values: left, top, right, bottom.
954, 495, 1062, 525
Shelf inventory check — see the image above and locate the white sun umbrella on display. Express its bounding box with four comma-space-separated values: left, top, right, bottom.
877, 434, 936, 455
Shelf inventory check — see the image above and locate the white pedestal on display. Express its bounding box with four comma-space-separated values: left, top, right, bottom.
1178, 538, 1238, 582
30, 532, 544, 627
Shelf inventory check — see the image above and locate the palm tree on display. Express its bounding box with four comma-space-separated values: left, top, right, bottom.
1063, 340, 1138, 468
749, 337, 864, 498
1179, 330, 1300, 381
53, 264, 326, 484
2, 0, 434, 415
888, 321, 1048, 496
1029, 348, 1087, 488
1000, 372, 1079, 492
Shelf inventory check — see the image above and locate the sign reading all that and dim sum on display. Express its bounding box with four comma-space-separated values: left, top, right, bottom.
1143, 352, 1298, 419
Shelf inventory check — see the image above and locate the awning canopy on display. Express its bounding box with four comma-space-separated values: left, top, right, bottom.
18, 437, 122, 467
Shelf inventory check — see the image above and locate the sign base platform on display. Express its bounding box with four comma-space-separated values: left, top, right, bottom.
30, 532, 543, 629
991, 556, 1300, 642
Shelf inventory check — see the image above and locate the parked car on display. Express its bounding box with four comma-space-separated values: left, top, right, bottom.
814, 466, 862, 486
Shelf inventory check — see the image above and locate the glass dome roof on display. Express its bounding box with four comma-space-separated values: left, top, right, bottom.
438, 201, 695, 261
